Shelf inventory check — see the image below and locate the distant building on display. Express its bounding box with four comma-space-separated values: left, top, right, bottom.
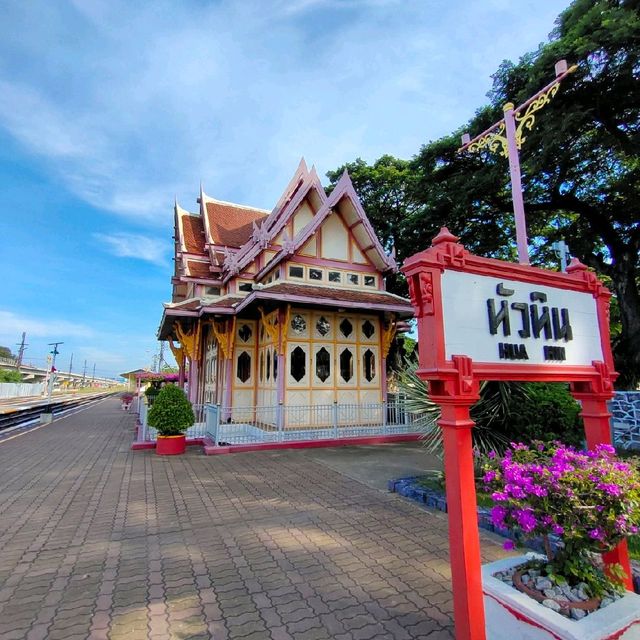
157, 159, 412, 423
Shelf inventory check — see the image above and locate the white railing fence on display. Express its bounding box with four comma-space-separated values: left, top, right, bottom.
135, 399, 425, 445
204, 399, 425, 446
138, 402, 208, 442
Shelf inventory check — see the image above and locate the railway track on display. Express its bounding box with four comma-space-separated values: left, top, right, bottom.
0, 392, 117, 432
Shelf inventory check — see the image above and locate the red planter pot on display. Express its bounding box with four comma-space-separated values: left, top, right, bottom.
156, 435, 186, 455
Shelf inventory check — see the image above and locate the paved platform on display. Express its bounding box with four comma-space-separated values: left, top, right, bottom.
0, 397, 509, 639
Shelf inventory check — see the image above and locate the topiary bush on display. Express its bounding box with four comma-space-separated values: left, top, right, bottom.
147, 384, 194, 436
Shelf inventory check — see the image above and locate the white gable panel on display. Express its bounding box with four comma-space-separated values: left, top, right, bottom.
321, 214, 349, 261
352, 242, 368, 264
300, 236, 317, 257
293, 201, 314, 237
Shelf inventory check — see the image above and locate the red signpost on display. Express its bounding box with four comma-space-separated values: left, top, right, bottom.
402, 228, 632, 640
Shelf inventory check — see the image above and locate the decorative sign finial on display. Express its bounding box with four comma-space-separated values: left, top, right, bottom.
458, 60, 577, 265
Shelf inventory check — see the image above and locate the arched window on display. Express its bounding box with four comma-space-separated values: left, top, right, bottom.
316, 347, 330, 382
340, 349, 353, 382
340, 318, 353, 338
237, 352, 251, 383
273, 349, 278, 381
316, 316, 330, 336
290, 347, 306, 382
291, 314, 306, 334
239, 324, 252, 342
363, 349, 376, 382
362, 320, 375, 339
266, 350, 271, 381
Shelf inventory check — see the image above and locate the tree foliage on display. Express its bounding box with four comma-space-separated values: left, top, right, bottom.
0, 346, 15, 360
327, 0, 640, 388
398, 360, 584, 456
0, 370, 22, 383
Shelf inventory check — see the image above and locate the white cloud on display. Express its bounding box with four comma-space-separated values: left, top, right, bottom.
94, 233, 167, 266
0, 0, 568, 221
0, 310, 94, 341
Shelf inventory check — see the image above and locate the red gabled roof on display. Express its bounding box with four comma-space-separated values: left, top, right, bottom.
186, 260, 213, 279
168, 298, 202, 311
205, 200, 268, 248
181, 214, 206, 255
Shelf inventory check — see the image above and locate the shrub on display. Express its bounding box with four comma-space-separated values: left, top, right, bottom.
0, 370, 23, 383
508, 383, 584, 447
482, 441, 640, 596
147, 384, 194, 436
396, 360, 585, 453
144, 384, 160, 405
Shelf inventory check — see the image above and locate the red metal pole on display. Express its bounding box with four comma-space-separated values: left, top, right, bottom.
438, 400, 486, 640
576, 395, 633, 591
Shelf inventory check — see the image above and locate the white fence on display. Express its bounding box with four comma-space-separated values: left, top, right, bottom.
136, 400, 425, 446
138, 403, 208, 442
0, 382, 45, 399
204, 400, 425, 446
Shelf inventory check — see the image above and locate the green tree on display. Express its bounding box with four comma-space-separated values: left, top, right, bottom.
0, 346, 15, 360
326, 155, 419, 296
413, 0, 640, 388
0, 370, 23, 383
328, 0, 640, 387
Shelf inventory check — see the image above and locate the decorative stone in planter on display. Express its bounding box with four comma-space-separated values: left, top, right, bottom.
483, 556, 640, 640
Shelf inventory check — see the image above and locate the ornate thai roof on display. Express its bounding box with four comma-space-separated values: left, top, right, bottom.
185, 260, 213, 279
237, 283, 413, 315
203, 197, 269, 248
165, 159, 407, 326
177, 209, 206, 256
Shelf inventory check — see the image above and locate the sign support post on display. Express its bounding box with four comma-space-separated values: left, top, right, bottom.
432, 357, 485, 640
403, 228, 633, 639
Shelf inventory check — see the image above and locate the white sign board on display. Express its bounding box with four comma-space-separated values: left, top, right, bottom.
441, 270, 604, 366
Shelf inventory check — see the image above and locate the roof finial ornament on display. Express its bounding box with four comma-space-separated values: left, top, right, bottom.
222, 246, 240, 275
282, 230, 295, 256
252, 220, 270, 249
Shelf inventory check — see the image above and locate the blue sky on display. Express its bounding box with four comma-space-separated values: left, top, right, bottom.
0, 0, 569, 379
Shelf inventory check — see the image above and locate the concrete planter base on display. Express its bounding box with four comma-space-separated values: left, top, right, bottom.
483, 556, 640, 640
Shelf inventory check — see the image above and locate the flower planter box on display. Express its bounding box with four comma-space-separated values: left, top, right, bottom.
156, 435, 186, 455
483, 556, 640, 640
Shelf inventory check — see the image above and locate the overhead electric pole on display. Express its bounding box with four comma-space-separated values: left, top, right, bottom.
158, 341, 165, 372
15, 332, 27, 372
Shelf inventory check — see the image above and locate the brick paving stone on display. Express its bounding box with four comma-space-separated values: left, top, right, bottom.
0, 397, 511, 639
